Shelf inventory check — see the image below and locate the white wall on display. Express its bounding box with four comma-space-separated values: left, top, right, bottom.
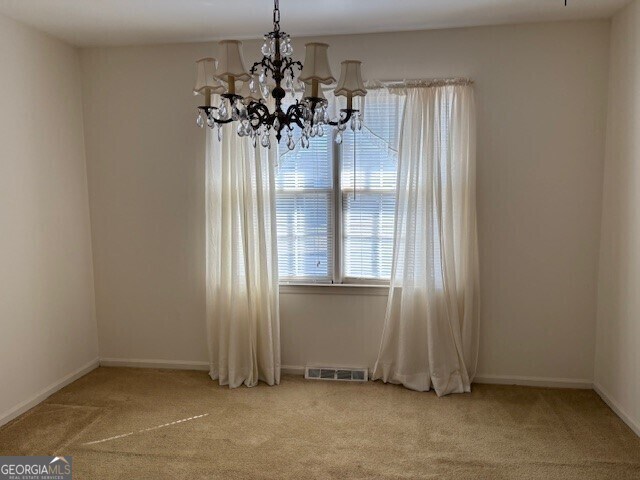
81, 21, 610, 384
0, 14, 98, 425
595, 0, 640, 435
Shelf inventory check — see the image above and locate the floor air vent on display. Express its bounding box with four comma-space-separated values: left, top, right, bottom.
305, 366, 368, 382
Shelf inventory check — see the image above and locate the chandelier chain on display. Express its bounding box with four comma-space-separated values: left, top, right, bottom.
273, 0, 280, 32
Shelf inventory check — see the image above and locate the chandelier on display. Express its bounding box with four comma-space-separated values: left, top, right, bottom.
193, 0, 367, 149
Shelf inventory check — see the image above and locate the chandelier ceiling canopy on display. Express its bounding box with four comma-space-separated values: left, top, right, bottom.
193, 0, 367, 149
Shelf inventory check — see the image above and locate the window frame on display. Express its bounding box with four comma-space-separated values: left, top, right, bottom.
338, 136, 393, 285
277, 130, 395, 287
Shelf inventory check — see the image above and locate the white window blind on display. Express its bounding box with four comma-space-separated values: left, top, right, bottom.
341, 91, 404, 280
276, 134, 334, 282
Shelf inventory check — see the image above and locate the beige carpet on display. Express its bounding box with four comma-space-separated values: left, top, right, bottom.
1, 368, 639, 479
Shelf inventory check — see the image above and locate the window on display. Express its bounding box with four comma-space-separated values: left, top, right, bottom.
276, 89, 405, 284
275, 134, 334, 281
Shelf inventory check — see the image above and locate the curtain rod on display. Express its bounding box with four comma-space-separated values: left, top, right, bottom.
367, 77, 474, 89
317, 77, 473, 92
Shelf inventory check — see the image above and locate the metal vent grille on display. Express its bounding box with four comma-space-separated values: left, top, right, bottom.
320, 369, 336, 379
305, 366, 368, 382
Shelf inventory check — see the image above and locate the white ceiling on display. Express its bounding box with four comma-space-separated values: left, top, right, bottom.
0, 0, 629, 47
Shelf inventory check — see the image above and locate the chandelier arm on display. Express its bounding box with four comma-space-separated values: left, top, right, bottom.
283, 59, 303, 80
246, 101, 272, 127
326, 109, 358, 127
197, 106, 234, 125
250, 57, 276, 77
216, 117, 234, 125
284, 104, 306, 130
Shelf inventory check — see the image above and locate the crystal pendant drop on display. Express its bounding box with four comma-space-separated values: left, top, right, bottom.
287, 134, 295, 151
196, 112, 204, 128
237, 123, 245, 136
217, 124, 223, 141
285, 74, 293, 92
318, 126, 325, 137
259, 70, 266, 85
261, 84, 270, 99
261, 133, 270, 148
301, 135, 309, 149
207, 114, 215, 128
311, 125, 318, 137
249, 77, 257, 93
335, 130, 343, 145
273, 117, 280, 131
219, 101, 227, 119
281, 38, 293, 57
261, 37, 272, 56
252, 135, 257, 148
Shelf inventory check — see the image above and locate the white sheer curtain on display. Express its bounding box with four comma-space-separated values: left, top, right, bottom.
205, 121, 280, 388
372, 83, 480, 396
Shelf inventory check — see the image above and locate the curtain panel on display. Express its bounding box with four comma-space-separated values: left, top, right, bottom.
205, 121, 281, 388
372, 83, 480, 396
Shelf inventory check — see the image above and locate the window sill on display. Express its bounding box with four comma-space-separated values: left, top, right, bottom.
279, 283, 390, 296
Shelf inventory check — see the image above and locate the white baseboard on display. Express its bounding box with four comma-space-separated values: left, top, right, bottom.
96, 361, 595, 391
594, 382, 640, 437
472, 373, 592, 389
0, 358, 99, 428
281, 365, 305, 375
280, 367, 593, 389
99, 358, 209, 371
99, 359, 304, 375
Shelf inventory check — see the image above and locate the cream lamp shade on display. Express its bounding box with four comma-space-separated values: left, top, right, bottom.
216, 40, 251, 82
334, 61, 367, 98
299, 43, 335, 84
194, 58, 224, 95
